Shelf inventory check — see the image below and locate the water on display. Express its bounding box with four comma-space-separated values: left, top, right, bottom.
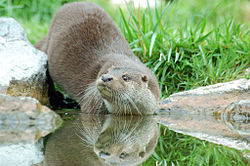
158, 110, 249, 152
0, 101, 249, 165
43, 114, 158, 166
157, 100, 250, 161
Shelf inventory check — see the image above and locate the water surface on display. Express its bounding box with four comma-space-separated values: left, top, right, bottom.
0, 103, 249, 165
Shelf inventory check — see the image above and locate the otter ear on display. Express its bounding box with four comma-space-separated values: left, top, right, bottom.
141, 74, 148, 83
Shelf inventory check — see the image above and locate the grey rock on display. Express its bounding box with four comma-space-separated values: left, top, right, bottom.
0, 93, 62, 166
170, 78, 250, 96
0, 94, 62, 144
160, 79, 250, 114
158, 79, 250, 153
0, 140, 44, 166
0, 17, 49, 105
158, 99, 250, 152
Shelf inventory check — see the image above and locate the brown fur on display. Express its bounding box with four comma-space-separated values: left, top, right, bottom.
35, 2, 160, 114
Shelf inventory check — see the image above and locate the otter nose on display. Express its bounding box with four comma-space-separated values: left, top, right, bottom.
101, 75, 113, 82
99, 151, 111, 158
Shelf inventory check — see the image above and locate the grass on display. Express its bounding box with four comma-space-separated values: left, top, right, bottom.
142, 125, 249, 166
119, 0, 249, 96
0, 0, 117, 43
1, 0, 249, 165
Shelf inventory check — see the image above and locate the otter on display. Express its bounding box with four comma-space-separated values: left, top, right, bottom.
35, 2, 160, 114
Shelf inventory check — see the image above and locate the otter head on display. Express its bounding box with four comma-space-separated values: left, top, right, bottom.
96, 63, 160, 115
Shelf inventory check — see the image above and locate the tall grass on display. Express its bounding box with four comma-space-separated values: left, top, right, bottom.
119, 0, 249, 96
1, 0, 249, 165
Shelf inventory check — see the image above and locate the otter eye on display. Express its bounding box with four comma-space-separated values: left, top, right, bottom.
120, 152, 126, 159
139, 151, 145, 158
122, 75, 128, 81
141, 74, 148, 82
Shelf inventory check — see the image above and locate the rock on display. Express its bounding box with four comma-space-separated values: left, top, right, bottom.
0, 141, 44, 166
0, 17, 49, 105
160, 79, 250, 114
0, 93, 62, 166
0, 94, 62, 144
157, 100, 250, 151
158, 79, 250, 153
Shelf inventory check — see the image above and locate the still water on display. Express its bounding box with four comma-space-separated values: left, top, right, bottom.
0, 103, 249, 165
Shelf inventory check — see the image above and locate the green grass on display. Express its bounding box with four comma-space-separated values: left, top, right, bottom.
1, 0, 249, 165
0, 0, 117, 43
119, 0, 249, 96
142, 125, 249, 166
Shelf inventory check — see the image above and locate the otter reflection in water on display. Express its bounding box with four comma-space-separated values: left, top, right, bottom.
43, 114, 158, 166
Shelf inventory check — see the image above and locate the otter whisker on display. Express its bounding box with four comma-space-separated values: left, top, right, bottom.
119, 93, 128, 115
124, 93, 141, 115
122, 94, 131, 115
76, 89, 86, 98
113, 90, 124, 115
91, 89, 103, 113
117, 93, 123, 115
78, 82, 103, 113
124, 94, 132, 115
122, 97, 129, 115
123, 100, 129, 115
79, 93, 94, 112
78, 86, 94, 104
